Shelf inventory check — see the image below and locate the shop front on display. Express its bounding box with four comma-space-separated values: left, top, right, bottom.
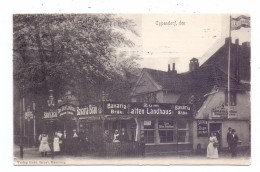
193, 99, 250, 153
42, 102, 193, 156
76, 102, 193, 156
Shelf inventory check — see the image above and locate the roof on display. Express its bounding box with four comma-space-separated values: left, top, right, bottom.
201, 41, 250, 82
177, 65, 246, 112
138, 65, 247, 112
143, 68, 182, 92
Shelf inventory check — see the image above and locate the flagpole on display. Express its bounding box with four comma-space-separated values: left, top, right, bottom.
227, 15, 231, 119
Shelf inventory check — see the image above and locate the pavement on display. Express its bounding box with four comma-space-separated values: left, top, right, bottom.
13, 145, 250, 165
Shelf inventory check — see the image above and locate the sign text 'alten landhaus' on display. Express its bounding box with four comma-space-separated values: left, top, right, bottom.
43, 102, 192, 119
104, 102, 192, 116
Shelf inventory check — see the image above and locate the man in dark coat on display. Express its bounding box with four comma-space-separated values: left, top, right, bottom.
226, 127, 232, 151
72, 129, 80, 156
230, 129, 239, 157
119, 128, 128, 143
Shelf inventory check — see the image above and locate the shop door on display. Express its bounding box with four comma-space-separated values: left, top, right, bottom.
209, 123, 222, 148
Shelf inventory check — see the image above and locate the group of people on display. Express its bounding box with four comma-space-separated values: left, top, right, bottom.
207, 127, 239, 159
38, 129, 87, 157
103, 128, 129, 143
38, 130, 63, 157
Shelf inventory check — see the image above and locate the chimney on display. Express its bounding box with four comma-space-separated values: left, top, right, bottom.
189, 58, 199, 72
172, 63, 175, 71
167, 63, 177, 75
225, 37, 232, 44
242, 41, 250, 47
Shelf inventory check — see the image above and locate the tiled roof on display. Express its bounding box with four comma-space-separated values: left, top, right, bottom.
177, 65, 246, 112
143, 68, 182, 92
201, 41, 250, 82
143, 65, 246, 112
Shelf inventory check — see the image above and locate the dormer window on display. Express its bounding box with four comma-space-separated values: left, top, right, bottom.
225, 91, 237, 106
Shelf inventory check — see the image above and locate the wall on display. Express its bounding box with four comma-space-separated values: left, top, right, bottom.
132, 72, 160, 96
193, 120, 250, 150
193, 89, 250, 150
197, 89, 250, 120
163, 91, 180, 103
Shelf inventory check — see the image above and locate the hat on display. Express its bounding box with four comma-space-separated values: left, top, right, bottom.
228, 127, 232, 130
231, 129, 235, 132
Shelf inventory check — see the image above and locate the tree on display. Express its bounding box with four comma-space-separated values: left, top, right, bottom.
13, 14, 140, 103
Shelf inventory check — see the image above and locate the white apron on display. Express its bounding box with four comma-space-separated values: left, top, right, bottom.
39, 135, 51, 152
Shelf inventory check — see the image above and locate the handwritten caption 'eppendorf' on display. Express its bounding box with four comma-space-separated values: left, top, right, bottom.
155, 20, 185, 27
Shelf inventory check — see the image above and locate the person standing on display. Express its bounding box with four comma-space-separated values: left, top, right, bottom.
215, 130, 221, 152
207, 132, 218, 159
57, 131, 64, 154
230, 129, 239, 157
113, 129, 120, 143
72, 129, 79, 156
119, 128, 128, 142
103, 130, 110, 143
53, 132, 61, 156
78, 129, 87, 156
227, 127, 232, 151
38, 131, 51, 157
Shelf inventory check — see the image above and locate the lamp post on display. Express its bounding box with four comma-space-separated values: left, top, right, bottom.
32, 101, 36, 147
47, 89, 55, 159
25, 106, 33, 147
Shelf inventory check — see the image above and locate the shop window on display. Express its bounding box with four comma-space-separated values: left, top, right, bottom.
177, 120, 192, 143
225, 92, 237, 106
141, 120, 155, 144
158, 121, 177, 143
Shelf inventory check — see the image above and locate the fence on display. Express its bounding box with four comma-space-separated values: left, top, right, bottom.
102, 142, 145, 158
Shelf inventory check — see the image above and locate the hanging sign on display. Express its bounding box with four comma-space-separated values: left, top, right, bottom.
25, 111, 33, 119
58, 104, 76, 117
43, 111, 58, 119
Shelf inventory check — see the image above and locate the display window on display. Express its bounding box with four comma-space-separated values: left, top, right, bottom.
177, 120, 192, 143
141, 120, 155, 143
158, 121, 177, 143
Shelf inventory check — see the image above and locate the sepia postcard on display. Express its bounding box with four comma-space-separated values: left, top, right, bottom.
13, 13, 251, 166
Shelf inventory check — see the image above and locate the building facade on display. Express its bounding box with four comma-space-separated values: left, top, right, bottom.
131, 38, 250, 154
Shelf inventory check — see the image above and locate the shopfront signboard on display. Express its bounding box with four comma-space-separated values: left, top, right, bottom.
48, 102, 193, 117
43, 111, 58, 119
212, 104, 237, 118
158, 121, 176, 129
197, 119, 208, 137
76, 104, 102, 116
58, 104, 76, 117
104, 102, 193, 116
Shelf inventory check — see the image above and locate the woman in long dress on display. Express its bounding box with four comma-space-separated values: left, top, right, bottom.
113, 129, 120, 143
53, 132, 61, 155
207, 132, 218, 158
39, 131, 51, 157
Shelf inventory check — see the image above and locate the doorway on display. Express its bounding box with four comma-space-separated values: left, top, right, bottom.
209, 123, 222, 148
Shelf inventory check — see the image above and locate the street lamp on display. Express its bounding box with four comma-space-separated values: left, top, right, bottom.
47, 89, 55, 159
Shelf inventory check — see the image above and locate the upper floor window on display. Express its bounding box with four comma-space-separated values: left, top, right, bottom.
225, 91, 237, 106
136, 93, 157, 103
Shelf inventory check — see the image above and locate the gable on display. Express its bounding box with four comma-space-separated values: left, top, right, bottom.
131, 71, 162, 96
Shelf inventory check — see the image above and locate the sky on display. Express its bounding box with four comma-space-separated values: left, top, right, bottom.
119, 14, 250, 73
